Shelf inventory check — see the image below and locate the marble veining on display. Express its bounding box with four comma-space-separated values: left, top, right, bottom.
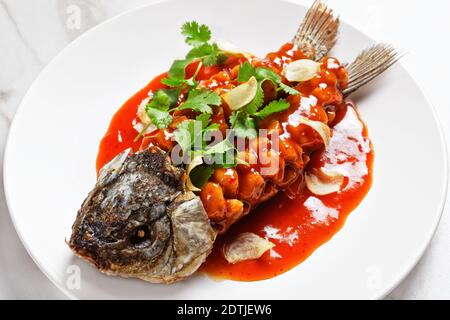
1, 0, 43, 64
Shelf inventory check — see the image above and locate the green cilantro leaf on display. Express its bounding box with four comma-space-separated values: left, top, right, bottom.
167, 59, 190, 81
174, 120, 196, 154
237, 64, 299, 96
162, 59, 191, 88
230, 111, 257, 139
146, 89, 179, 110
244, 83, 264, 115
255, 67, 299, 95
279, 82, 300, 95
189, 164, 214, 189
186, 43, 220, 66
202, 50, 220, 67
161, 77, 186, 88
204, 123, 220, 133
147, 90, 171, 110
186, 43, 213, 59
163, 60, 204, 89
187, 43, 224, 66
177, 89, 221, 114
196, 113, 211, 129
181, 21, 211, 47
204, 138, 235, 155
254, 99, 290, 119
237, 62, 256, 83
163, 22, 227, 90
143, 89, 180, 130
255, 67, 282, 84
146, 107, 172, 129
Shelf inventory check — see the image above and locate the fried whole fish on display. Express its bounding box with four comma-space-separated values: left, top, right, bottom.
68, 0, 340, 284
68, 0, 401, 284
69, 148, 216, 283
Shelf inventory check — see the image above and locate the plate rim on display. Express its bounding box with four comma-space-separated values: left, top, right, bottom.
3, 0, 449, 300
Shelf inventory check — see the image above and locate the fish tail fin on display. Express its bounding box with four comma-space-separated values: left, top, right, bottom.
292, 0, 339, 61
343, 44, 403, 97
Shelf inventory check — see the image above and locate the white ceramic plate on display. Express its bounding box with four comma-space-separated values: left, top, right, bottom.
4, 0, 448, 299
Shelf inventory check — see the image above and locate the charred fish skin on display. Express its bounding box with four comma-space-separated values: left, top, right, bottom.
69, 148, 216, 283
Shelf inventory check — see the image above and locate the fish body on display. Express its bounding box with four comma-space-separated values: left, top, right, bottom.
69, 148, 216, 283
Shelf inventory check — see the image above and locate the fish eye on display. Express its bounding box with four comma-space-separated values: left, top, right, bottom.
129, 225, 152, 247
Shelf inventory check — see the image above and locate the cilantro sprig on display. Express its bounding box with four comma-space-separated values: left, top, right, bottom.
135, 21, 227, 140
230, 63, 296, 139
177, 89, 221, 114
229, 99, 290, 140
135, 21, 296, 178
162, 22, 226, 89
181, 21, 211, 46
174, 114, 233, 157
237, 62, 300, 95
254, 99, 290, 118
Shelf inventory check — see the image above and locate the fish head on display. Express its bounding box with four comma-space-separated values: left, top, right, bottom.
69, 148, 216, 283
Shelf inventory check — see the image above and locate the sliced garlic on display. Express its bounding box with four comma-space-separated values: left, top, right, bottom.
216, 40, 253, 58
300, 117, 331, 148
137, 97, 151, 124
186, 155, 204, 192
135, 97, 157, 134
223, 232, 275, 264
221, 76, 258, 111
305, 168, 345, 196
283, 59, 321, 82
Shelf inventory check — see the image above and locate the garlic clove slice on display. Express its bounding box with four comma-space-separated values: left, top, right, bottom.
216, 39, 253, 58
186, 156, 204, 192
136, 97, 157, 134
300, 117, 332, 148
223, 232, 275, 264
221, 76, 258, 111
137, 97, 151, 125
283, 59, 321, 82
305, 168, 345, 196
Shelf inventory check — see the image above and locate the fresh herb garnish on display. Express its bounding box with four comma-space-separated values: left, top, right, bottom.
162, 59, 203, 88
174, 120, 198, 154
204, 138, 235, 155
255, 67, 282, 84
181, 21, 212, 46
186, 43, 222, 66
244, 83, 264, 115
230, 63, 296, 138
237, 62, 256, 83
189, 164, 214, 189
229, 98, 290, 139
279, 82, 300, 95
230, 110, 257, 139
173, 112, 236, 176
141, 89, 179, 132
174, 114, 223, 155
237, 62, 299, 95
162, 22, 226, 89
136, 21, 295, 176
177, 89, 221, 114
254, 99, 290, 118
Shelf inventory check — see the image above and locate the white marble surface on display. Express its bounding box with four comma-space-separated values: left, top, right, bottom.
0, 0, 449, 300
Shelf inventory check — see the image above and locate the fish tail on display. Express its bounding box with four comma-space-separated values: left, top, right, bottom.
292, 0, 339, 61
343, 44, 403, 97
